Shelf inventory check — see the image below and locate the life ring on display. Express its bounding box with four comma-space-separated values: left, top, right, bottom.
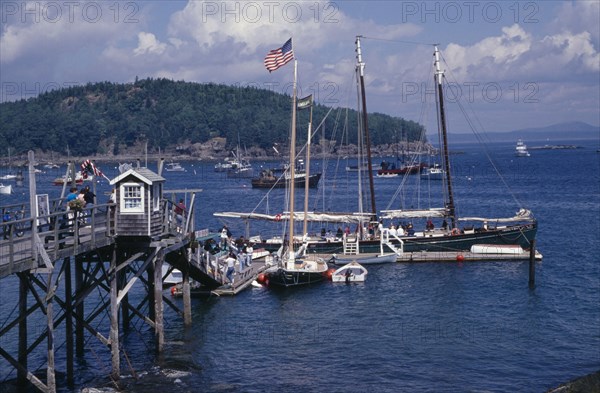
275, 214, 282, 222
451, 228, 460, 236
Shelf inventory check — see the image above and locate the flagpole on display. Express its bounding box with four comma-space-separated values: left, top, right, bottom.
302, 96, 313, 238
287, 58, 297, 268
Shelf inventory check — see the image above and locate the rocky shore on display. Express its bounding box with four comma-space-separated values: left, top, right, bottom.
1, 137, 436, 168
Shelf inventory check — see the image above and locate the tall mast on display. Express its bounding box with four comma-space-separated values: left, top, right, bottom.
287, 59, 298, 267
355, 36, 377, 218
433, 45, 456, 228
303, 96, 314, 237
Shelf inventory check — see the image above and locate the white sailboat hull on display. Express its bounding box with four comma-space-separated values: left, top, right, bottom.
0, 184, 12, 195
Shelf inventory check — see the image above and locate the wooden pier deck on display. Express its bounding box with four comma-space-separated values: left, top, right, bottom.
0, 155, 207, 393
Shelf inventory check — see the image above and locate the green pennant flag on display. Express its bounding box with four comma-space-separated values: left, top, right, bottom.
297, 94, 313, 110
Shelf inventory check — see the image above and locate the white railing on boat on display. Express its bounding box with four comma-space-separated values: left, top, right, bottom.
380, 229, 404, 256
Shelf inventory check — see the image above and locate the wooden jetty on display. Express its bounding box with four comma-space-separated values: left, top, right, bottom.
0, 152, 209, 393
171, 245, 269, 297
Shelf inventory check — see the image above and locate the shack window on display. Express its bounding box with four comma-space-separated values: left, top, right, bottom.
120, 183, 144, 213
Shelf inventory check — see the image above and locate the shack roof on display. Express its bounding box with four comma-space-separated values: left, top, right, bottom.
110, 167, 165, 186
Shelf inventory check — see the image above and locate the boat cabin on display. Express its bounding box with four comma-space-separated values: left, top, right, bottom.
109, 167, 165, 237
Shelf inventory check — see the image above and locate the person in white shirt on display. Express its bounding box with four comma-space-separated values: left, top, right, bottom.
220, 225, 229, 250
237, 249, 246, 273
225, 253, 236, 284
397, 225, 405, 236
245, 244, 253, 267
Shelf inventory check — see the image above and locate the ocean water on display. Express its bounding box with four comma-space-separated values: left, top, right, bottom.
0, 139, 599, 392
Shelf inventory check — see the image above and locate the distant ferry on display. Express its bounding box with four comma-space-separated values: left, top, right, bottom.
165, 162, 185, 172
515, 139, 530, 157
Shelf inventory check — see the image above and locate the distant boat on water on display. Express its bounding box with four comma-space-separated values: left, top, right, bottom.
515, 139, 530, 157
53, 172, 84, 185
420, 163, 445, 180
0, 183, 12, 195
165, 162, 186, 172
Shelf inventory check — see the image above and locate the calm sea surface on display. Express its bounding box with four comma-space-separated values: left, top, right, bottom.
0, 139, 599, 392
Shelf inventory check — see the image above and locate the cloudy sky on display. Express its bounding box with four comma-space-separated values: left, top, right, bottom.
1, 0, 599, 133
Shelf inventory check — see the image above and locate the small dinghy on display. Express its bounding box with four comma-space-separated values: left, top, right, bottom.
331, 262, 368, 283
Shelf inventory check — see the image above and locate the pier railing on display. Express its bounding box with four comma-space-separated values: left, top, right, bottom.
0, 202, 116, 278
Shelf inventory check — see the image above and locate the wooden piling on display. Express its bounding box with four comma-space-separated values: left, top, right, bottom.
75, 258, 84, 356
18, 273, 28, 388
119, 267, 130, 331
529, 239, 536, 288
65, 258, 74, 385
46, 270, 56, 393
182, 267, 192, 327
109, 245, 120, 380
154, 250, 165, 352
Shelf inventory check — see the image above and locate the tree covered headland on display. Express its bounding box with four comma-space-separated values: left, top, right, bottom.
0, 78, 426, 157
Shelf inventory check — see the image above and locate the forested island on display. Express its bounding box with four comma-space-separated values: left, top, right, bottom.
0, 78, 428, 164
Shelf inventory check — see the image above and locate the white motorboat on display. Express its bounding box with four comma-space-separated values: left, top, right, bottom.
165, 162, 186, 172
0, 183, 12, 195
420, 164, 445, 180
162, 265, 183, 287
331, 262, 368, 283
515, 139, 530, 157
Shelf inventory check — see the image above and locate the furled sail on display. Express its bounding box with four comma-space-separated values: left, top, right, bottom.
379, 208, 448, 219
214, 211, 373, 224
458, 209, 535, 223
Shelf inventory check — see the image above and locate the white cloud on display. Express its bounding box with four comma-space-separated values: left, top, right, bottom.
0, 1, 598, 128
550, 1, 600, 44
435, 24, 599, 82
166, 1, 420, 58
134, 32, 167, 56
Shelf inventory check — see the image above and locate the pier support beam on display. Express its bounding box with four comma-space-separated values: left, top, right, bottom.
75, 258, 84, 356
18, 273, 28, 388
528, 239, 536, 288
119, 267, 130, 331
65, 258, 74, 386
182, 267, 192, 327
154, 250, 165, 352
46, 271, 56, 393
109, 245, 120, 380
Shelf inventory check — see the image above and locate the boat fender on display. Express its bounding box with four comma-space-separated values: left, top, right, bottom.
170, 286, 177, 295
451, 228, 460, 236
456, 254, 465, 262
325, 268, 336, 280
275, 214, 282, 222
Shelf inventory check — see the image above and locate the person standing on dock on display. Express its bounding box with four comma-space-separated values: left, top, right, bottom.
245, 243, 253, 267
237, 248, 246, 273
220, 225, 230, 250
174, 199, 185, 231
83, 186, 95, 205
66, 187, 78, 202
225, 252, 236, 284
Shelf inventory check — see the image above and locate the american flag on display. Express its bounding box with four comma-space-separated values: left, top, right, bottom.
264, 38, 294, 73
80, 159, 105, 179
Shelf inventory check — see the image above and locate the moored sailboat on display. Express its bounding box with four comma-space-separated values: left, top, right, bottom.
223, 42, 537, 257
214, 41, 537, 261
260, 39, 328, 287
